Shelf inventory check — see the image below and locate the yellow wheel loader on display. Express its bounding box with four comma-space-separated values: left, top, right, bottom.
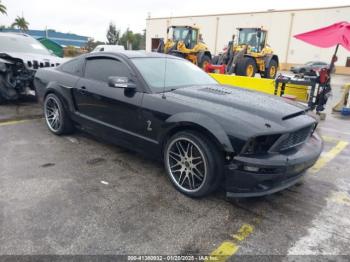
156, 26, 212, 69
211, 28, 279, 78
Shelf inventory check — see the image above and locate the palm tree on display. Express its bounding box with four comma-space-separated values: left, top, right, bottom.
0, 1, 7, 15
12, 16, 29, 31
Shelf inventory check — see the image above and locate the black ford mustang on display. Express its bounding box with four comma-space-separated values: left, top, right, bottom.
34, 51, 323, 198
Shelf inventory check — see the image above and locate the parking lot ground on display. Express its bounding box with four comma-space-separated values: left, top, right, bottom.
0, 75, 349, 259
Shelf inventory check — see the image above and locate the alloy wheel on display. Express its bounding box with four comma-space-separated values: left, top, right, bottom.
44, 96, 61, 132
166, 137, 207, 192
246, 64, 254, 77
270, 66, 276, 78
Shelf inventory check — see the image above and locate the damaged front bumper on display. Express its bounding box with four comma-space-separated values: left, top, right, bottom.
225, 132, 323, 197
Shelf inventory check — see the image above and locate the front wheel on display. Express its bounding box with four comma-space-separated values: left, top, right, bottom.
44, 93, 74, 135
164, 131, 223, 197
236, 57, 257, 77
264, 59, 278, 79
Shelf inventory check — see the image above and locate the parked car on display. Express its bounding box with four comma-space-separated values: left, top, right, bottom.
34, 51, 323, 198
290, 61, 335, 75
0, 32, 64, 103
92, 45, 125, 52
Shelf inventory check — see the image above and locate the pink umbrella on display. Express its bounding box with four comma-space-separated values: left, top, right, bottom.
294, 21, 350, 73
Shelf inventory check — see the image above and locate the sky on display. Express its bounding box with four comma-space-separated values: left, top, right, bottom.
0, 0, 350, 42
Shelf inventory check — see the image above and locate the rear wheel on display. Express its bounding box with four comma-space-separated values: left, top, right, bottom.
44, 93, 74, 135
198, 55, 211, 69
236, 57, 257, 77
264, 59, 278, 79
164, 131, 223, 198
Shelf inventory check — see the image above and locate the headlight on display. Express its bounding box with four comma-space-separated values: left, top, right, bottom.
241, 134, 281, 155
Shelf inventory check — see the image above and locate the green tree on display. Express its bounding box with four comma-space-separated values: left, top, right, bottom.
12, 16, 29, 31
106, 22, 120, 45
119, 28, 145, 50
133, 29, 146, 50
0, 1, 7, 15
120, 28, 135, 50
84, 38, 105, 52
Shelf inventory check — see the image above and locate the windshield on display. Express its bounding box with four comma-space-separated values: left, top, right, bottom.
238, 29, 265, 48
170, 27, 192, 42
0, 34, 52, 55
132, 57, 217, 93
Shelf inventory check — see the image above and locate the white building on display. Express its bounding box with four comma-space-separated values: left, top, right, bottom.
146, 6, 350, 74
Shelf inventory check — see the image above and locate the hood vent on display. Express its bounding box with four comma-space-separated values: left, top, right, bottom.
282, 110, 306, 120
200, 87, 231, 95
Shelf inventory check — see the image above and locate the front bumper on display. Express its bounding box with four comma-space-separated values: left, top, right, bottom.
225, 133, 323, 197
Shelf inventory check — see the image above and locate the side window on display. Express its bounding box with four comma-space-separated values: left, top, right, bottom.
84, 58, 131, 82
192, 30, 197, 43
60, 58, 83, 76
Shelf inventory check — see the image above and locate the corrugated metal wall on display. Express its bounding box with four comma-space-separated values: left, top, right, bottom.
146, 6, 350, 73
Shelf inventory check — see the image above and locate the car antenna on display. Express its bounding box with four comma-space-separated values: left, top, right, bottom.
162, 54, 168, 99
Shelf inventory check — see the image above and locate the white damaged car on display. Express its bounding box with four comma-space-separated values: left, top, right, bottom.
0, 32, 64, 103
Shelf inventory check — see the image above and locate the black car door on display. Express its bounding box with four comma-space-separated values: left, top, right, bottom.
72, 56, 144, 145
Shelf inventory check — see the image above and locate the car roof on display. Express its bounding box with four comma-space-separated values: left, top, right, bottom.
85, 50, 181, 60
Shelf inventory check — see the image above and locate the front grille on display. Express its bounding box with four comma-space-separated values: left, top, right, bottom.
279, 125, 314, 151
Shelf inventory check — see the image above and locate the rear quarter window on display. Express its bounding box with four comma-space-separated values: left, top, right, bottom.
59, 58, 83, 76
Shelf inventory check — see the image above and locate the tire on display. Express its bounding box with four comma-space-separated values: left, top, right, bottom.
163, 131, 223, 198
264, 59, 278, 79
198, 55, 211, 69
0, 93, 4, 105
211, 55, 219, 65
44, 93, 74, 135
236, 57, 257, 77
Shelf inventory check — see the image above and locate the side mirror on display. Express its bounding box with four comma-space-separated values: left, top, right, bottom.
108, 76, 136, 91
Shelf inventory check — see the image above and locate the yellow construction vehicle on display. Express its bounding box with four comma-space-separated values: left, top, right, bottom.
209, 27, 279, 78
156, 25, 212, 69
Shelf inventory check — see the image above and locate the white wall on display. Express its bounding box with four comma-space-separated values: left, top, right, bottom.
146, 6, 350, 67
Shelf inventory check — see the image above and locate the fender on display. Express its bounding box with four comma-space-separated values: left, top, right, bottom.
44, 81, 77, 113
264, 54, 279, 67
242, 54, 259, 67
162, 112, 234, 153
0, 57, 14, 65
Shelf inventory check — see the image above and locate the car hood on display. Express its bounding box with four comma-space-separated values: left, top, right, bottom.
0, 51, 65, 68
166, 85, 314, 138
